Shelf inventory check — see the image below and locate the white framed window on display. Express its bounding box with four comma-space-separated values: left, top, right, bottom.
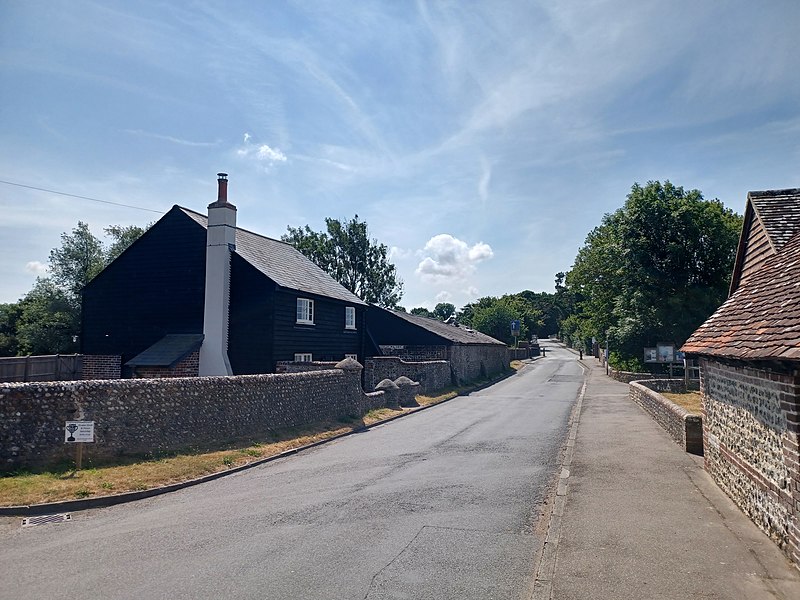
344, 353, 358, 361
345, 306, 356, 329
294, 353, 313, 362
296, 298, 314, 324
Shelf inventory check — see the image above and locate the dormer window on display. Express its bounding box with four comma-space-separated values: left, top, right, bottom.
345, 306, 356, 330
296, 298, 314, 325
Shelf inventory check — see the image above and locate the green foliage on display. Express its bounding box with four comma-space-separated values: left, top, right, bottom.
0, 303, 23, 356
15, 278, 79, 354
432, 303, 455, 321
104, 223, 152, 263
3, 221, 150, 356
410, 307, 432, 317
282, 215, 403, 308
459, 293, 545, 345
48, 221, 105, 299
563, 180, 742, 361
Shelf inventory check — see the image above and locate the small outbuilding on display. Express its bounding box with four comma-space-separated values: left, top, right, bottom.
366, 307, 508, 385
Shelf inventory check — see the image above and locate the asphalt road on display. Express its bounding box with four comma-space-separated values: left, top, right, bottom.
0, 346, 583, 600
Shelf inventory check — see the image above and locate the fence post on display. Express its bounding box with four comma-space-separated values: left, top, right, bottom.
23, 355, 30, 383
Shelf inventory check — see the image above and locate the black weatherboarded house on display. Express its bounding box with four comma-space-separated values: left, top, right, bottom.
82, 175, 366, 378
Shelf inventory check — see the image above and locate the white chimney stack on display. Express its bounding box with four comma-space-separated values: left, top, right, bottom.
198, 172, 236, 376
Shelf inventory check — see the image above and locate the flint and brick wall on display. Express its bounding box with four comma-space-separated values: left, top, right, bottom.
81, 355, 122, 380
275, 361, 339, 374
379, 345, 448, 361
364, 357, 451, 394
700, 358, 800, 567
0, 367, 384, 473
629, 379, 703, 454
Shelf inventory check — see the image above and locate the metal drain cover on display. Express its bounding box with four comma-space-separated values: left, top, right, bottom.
22, 513, 71, 527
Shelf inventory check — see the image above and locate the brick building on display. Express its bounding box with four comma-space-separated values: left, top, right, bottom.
682, 188, 800, 567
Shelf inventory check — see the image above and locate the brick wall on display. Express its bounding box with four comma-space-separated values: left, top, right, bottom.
363, 357, 451, 394
132, 351, 200, 379
629, 380, 703, 454
81, 355, 121, 380
700, 358, 800, 566
0, 365, 386, 473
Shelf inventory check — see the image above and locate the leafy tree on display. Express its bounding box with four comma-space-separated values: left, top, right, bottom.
410, 307, 433, 318
0, 302, 23, 356
15, 279, 79, 354
104, 223, 151, 263
282, 215, 403, 307
432, 302, 455, 321
458, 294, 544, 345
48, 221, 105, 300
563, 180, 741, 366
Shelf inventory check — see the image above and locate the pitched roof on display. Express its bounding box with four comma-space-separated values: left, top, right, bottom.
729, 189, 800, 294
126, 334, 204, 367
682, 232, 800, 361
179, 207, 365, 305
383, 309, 506, 346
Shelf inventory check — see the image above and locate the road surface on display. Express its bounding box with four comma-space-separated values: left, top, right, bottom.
0, 345, 583, 599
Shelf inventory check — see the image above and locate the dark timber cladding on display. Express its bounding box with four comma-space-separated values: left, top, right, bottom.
82, 201, 368, 376
81, 207, 206, 367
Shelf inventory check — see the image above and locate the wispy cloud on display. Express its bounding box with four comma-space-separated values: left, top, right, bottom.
123, 129, 219, 147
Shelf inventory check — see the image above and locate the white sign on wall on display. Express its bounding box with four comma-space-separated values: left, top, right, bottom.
64, 421, 95, 443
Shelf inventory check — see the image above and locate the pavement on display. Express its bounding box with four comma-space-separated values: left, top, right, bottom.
533, 352, 800, 599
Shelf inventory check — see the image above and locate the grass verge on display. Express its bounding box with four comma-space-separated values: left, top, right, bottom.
0, 365, 524, 507
661, 391, 703, 415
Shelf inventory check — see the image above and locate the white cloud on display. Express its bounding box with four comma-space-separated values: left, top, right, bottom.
415, 234, 494, 282
435, 290, 452, 303
236, 133, 287, 166
25, 261, 48, 275
389, 246, 413, 261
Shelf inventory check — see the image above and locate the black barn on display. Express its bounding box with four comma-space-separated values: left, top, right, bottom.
82, 202, 366, 377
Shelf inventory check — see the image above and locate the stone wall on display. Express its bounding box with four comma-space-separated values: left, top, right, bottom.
700, 358, 800, 566
363, 357, 451, 394
82, 355, 121, 380
0, 365, 385, 473
448, 344, 508, 385
629, 380, 703, 454
508, 348, 529, 361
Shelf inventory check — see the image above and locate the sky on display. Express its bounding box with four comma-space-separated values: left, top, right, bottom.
1, 0, 798, 310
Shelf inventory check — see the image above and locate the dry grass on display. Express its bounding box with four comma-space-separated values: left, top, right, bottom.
661, 391, 703, 415
0, 367, 519, 507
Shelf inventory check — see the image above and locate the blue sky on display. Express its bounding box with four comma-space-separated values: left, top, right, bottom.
1, 0, 798, 310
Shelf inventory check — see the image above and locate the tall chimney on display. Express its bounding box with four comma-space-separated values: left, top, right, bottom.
198, 173, 236, 376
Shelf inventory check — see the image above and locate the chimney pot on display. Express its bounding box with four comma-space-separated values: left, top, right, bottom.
217, 173, 229, 203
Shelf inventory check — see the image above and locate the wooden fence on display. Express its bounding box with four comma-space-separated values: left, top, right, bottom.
0, 354, 83, 383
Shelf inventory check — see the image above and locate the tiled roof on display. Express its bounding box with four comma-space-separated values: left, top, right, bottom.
126, 334, 204, 367
386, 309, 506, 346
749, 188, 800, 251
179, 207, 365, 305
682, 232, 800, 361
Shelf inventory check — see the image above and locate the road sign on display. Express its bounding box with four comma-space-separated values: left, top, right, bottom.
65, 421, 94, 443
510, 320, 521, 337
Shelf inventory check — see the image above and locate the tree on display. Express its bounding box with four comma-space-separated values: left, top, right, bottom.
458, 294, 544, 345
282, 215, 403, 307
15, 278, 79, 354
104, 223, 151, 263
410, 307, 432, 318
0, 302, 23, 356
48, 221, 105, 300
563, 180, 741, 367
432, 303, 455, 321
